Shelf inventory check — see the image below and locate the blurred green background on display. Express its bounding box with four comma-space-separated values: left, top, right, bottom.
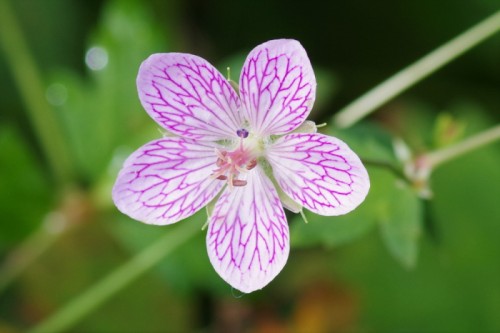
0, 0, 499, 332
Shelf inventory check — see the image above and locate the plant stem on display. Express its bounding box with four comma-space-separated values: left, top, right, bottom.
28, 222, 199, 333
0, 0, 73, 184
425, 124, 500, 169
334, 10, 500, 128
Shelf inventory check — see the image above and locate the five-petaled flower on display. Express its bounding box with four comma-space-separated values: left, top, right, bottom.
112, 39, 370, 293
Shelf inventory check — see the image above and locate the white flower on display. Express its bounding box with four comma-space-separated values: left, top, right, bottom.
113, 39, 370, 293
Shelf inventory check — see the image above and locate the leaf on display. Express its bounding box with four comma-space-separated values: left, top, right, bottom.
329, 109, 500, 333
327, 122, 399, 163
334, 122, 423, 266
376, 170, 422, 268
109, 211, 227, 295
290, 162, 423, 268
290, 207, 375, 248
50, 0, 170, 181
291, 122, 412, 252
0, 126, 51, 248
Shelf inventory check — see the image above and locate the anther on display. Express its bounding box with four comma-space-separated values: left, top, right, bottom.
246, 159, 257, 170
216, 175, 228, 180
232, 179, 247, 187
215, 149, 228, 160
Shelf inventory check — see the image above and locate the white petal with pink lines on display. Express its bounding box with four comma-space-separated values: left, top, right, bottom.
240, 39, 316, 136
137, 53, 243, 140
207, 166, 289, 293
267, 133, 370, 216
112, 138, 224, 225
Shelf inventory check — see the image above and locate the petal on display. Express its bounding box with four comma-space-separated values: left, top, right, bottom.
267, 133, 370, 216
239, 39, 316, 136
207, 166, 289, 293
137, 53, 243, 140
112, 138, 224, 225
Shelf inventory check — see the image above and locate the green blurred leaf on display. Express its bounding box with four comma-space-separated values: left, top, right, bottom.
330, 109, 500, 333
290, 208, 375, 249
109, 211, 227, 295
0, 125, 51, 248
18, 219, 191, 332
291, 166, 423, 266
291, 121, 423, 266
50, 0, 170, 182
377, 171, 422, 268
328, 122, 398, 163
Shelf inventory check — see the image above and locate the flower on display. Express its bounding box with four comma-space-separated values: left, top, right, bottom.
112, 39, 370, 293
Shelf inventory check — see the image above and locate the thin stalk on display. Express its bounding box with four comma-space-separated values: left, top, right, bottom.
28, 222, 199, 333
334, 10, 500, 128
425, 124, 500, 169
0, 0, 73, 184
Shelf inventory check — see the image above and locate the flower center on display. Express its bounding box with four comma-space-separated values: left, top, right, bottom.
236, 128, 249, 138
211, 129, 259, 187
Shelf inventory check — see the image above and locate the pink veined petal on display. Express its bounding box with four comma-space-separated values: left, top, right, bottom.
112, 137, 224, 225
207, 166, 289, 293
267, 133, 370, 216
239, 39, 316, 136
137, 53, 243, 140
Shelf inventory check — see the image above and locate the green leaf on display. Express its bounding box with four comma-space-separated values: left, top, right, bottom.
290, 161, 423, 268
291, 123, 404, 250
327, 122, 399, 163
108, 211, 226, 295
331, 122, 423, 266
330, 109, 500, 333
377, 171, 422, 268
50, 0, 170, 182
0, 126, 51, 248
290, 201, 375, 249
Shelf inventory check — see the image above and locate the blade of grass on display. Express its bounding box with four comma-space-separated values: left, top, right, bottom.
28, 221, 199, 333
425, 124, 500, 169
0, 214, 66, 294
334, 10, 500, 128
0, 0, 74, 184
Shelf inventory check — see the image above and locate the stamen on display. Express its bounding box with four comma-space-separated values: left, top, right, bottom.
215, 149, 227, 160
232, 179, 247, 187
246, 159, 257, 170
211, 135, 258, 188
234, 164, 246, 173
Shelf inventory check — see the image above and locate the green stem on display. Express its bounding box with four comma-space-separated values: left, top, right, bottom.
425, 124, 500, 169
0, 0, 73, 184
334, 10, 500, 128
28, 222, 199, 333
